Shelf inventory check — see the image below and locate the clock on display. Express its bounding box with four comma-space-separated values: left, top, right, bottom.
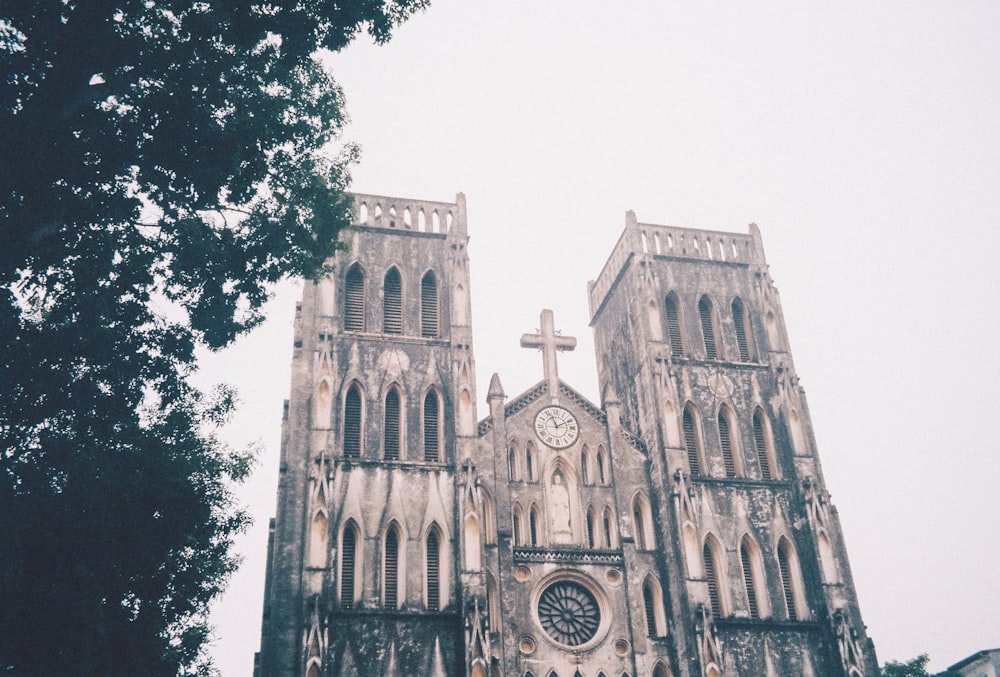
534, 406, 579, 449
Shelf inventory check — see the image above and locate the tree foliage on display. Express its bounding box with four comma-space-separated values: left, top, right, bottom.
0, 1, 425, 673
882, 654, 962, 677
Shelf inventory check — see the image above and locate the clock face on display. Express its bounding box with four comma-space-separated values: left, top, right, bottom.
534, 406, 579, 449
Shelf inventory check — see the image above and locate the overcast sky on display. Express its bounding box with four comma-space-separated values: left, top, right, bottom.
201, 3, 1000, 674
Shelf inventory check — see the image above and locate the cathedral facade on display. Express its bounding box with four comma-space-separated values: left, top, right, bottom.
254, 193, 878, 677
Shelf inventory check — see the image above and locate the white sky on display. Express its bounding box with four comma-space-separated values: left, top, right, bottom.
202, 3, 1000, 674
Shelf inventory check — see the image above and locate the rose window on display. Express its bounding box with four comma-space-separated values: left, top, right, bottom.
537, 581, 601, 646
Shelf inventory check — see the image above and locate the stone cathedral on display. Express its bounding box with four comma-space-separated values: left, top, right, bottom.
254, 192, 878, 677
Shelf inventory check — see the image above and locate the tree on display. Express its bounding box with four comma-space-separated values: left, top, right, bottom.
0, 1, 426, 673
882, 654, 962, 677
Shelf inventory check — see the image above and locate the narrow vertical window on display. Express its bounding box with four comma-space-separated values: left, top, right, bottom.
602, 508, 614, 548
741, 541, 759, 619
525, 444, 535, 482
643, 578, 660, 636
344, 264, 365, 331
427, 529, 441, 611
718, 411, 736, 478
683, 406, 701, 475
586, 508, 596, 548
423, 390, 440, 461
529, 507, 539, 546
703, 541, 723, 617
699, 295, 717, 360
512, 505, 523, 546
384, 388, 401, 460
383, 268, 403, 334
384, 527, 399, 608
633, 501, 647, 550
665, 294, 683, 357
421, 271, 439, 338
778, 539, 799, 620
508, 446, 519, 481
753, 409, 773, 480
597, 447, 608, 484
344, 384, 362, 458
340, 524, 357, 608
732, 298, 751, 361
580, 446, 590, 485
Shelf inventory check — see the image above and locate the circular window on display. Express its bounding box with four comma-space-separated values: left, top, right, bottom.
537, 581, 602, 646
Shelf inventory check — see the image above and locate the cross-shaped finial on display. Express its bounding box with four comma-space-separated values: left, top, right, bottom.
520, 309, 576, 402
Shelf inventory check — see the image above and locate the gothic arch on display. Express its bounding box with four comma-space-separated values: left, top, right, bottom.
314, 377, 333, 428
342, 381, 365, 458
788, 407, 808, 456
382, 384, 404, 461
664, 291, 684, 357
476, 485, 496, 545
420, 270, 439, 338
525, 442, 536, 482
358, 201, 369, 224
426, 523, 444, 610
739, 534, 770, 619
423, 387, 443, 462
632, 492, 655, 551
818, 528, 839, 583
652, 662, 671, 677
716, 403, 743, 478
528, 503, 542, 546
702, 533, 728, 617
308, 509, 328, 569
382, 521, 405, 609
602, 506, 616, 548
777, 535, 808, 620
596, 445, 609, 485
382, 266, 403, 334
508, 443, 520, 481
682, 403, 705, 475
731, 296, 754, 361
698, 294, 719, 360
339, 519, 362, 608
642, 573, 667, 637
752, 406, 777, 480
662, 398, 681, 447
485, 571, 500, 630
580, 444, 592, 485
586, 506, 597, 548
344, 262, 366, 332
512, 502, 525, 546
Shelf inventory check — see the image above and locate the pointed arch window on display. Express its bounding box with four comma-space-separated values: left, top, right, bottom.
340, 523, 359, 608
421, 271, 439, 338
652, 665, 669, 677
602, 507, 615, 548
427, 528, 441, 611
384, 526, 400, 608
343, 384, 363, 458
753, 408, 774, 480
698, 295, 718, 360
732, 297, 752, 361
643, 576, 666, 637
512, 504, 524, 546
383, 268, 403, 334
740, 539, 761, 619
508, 445, 519, 481
717, 408, 740, 478
529, 506, 540, 546
777, 537, 804, 620
525, 443, 536, 482
423, 390, 441, 461
633, 495, 654, 550
344, 264, 365, 331
597, 446, 608, 484
665, 293, 684, 357
586, 508, 597, 548
683, 406, 702, 475
384, 387, 402, 460
580, 446, 591, 485
703, 539, 725, 617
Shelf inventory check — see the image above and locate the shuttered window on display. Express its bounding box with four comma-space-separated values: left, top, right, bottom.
753, 409, 772, 480
427, 530, 441, 611
741, 542, 759, 619
383, 268, 403, 334
703, 543, 722, 617
344, 265, 365, 331
665, 295, 683, 357
384, 389, 401, 460
423, 391, 440, 461
421, 271, 439, 338
683, 408, 701, 475
529, 508, 539, 546
344, 385, 362, 458
718, 412, 736, 478
384, 528, 399, 608
778, 541, 798, 620
340, 525, 357, 608
643, 579, 659, 636
732, 298, 751, 361
699, 296, 717, 360
633, 502, 646, 550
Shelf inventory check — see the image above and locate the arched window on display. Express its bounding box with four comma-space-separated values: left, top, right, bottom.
421, 271, 439, 338
344, 264, 365, 331
512, 504, 524, 546
602, 507, 615, 548
343, 383, 363, 458
486, 573, 500, 630
597, 446, 608, 484
732, 297, 752, 361
664, 293, 683, 357
586, 507, 597, 548
652, 664, 670, 677
508, 445, 519, 481
752, 408, 774, 480
703, 538, 725, 617
682, 405, 702, 475
698, 295, 718, 360
383, 268, 403, 334
423, 390, 441, 461
633, 495, 654, 550
580, 445, 591, 485
306, 664, 320, 677
384, 525, 400, 608
740, 536, 768, 619
529, 505, 540, 546
427, 528, 441, 610
340, 522, 359, 608
643, 575, 666, 636
383, 387, 402, 460
525, 443, 535, 482
717, 407, 741, 478
777, 537, 805, 620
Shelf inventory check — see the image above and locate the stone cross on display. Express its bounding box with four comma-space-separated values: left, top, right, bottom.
520, 309, 576, 402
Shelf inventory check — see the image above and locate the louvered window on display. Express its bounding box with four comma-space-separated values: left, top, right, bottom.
384, 389, 401, 460
344, 386, 362, 458
423, 391, 440, 461
427, 530, 441, 611
421, 271, 439, 338
383, 268, 403, 334
703, 543, 722, 617
718, 412, 736, 478
741, 543, 759, 619
753, 410, 772, 480
384, 528, 399, 608
344, 265, 365, 332
665, 295, 683, 357
778, 542, 798, 620
340, 526, 357, 608
683, 408, 701, 475
699, 296, 717, 360
633, 503, 646, 550
529, 508, 539, 546
643, 580, 658, 636
732, 298, 751, 361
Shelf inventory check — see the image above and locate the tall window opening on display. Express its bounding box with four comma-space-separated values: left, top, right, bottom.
683, 406, 701, 475
512, 505, 523, 546
340, 523, 358, 608
586, 508, 596, 548
643, 576, 664, 637
752, 408, 773, 480
529, 506, 539, 546
665, 294, 684, 357
740, 540, 760, 619
698, 295, 717, 360
423, 390, 441, 461
525, 444, 535, 482
384, 526, 400, 608
732, 298, 752, 361
634, 501, 647, 550
508, 446, 519, 481
703, 540, 724, 617
718, 409, 738, 478
383, 268, 403, 334
421, 271, 439, 338
344, 384, 363, 458
597, 446, 608, 484
384, 388, 401, 460
344, 264, 365, 331
427, 528, 441, 611
580, 446, 591, 484
602, 507, 614, 548
778, 538, 800, 620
